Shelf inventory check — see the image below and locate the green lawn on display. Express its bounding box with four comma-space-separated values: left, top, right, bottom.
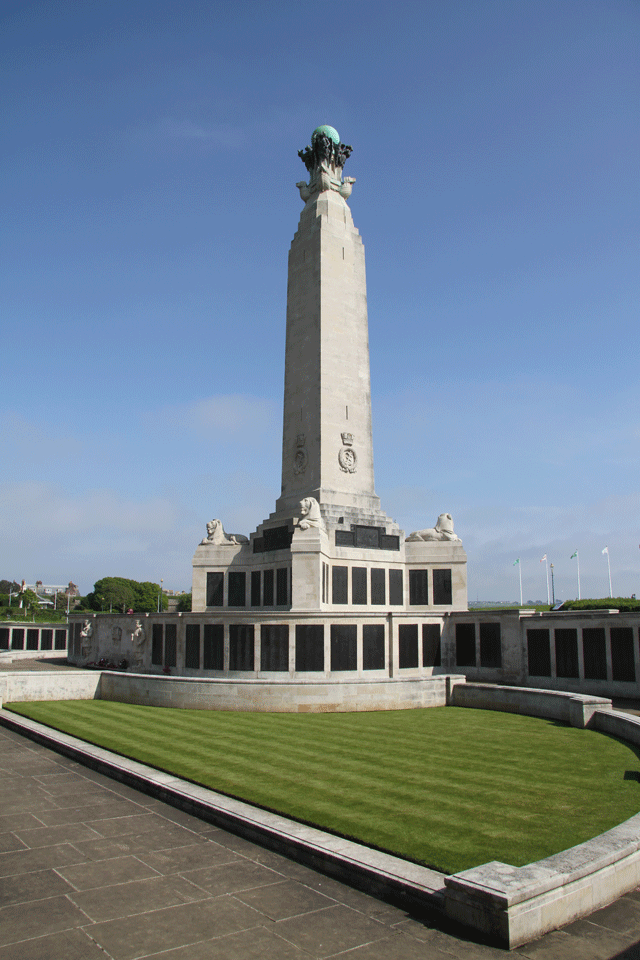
6, 700, 640, 874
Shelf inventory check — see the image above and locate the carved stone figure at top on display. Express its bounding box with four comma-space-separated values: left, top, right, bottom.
297, 125, 354, 202
298, 497, 325, 531
406, 513, 462, 543
298, 125, 352, 172
200, 519, 249, 546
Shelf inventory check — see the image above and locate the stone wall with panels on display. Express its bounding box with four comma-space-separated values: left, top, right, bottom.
443, 609, 640, 700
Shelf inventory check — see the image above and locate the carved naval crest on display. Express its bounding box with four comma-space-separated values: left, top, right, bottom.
293, 447, 308, 475
338, 447, 357, 473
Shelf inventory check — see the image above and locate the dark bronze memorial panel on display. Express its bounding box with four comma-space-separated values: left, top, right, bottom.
206, 572, 224, 607
185, 624, 200, 669
165, 623, 177, 668
203, 624, 224, 670
261, 624, 289, 671
331, 624, 357, 671
363, 624, 385, 669
295, 624, 324, 671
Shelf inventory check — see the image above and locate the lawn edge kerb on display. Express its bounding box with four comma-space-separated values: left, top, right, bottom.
0, 707, 448, 919
2, 701, 437, 871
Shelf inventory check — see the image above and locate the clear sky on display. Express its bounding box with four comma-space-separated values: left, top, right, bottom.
2, 0, 638, 602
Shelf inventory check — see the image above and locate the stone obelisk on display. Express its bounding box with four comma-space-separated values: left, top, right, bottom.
274, 126, 394, 531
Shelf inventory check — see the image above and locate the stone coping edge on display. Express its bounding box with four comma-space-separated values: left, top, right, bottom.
0, 707, 447, 919
97, 670, 461, 687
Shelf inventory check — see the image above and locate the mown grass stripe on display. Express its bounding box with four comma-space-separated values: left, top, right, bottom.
6, 700, 640, 874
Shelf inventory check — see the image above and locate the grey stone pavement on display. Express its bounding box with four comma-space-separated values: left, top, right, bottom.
2, 662, 640, 958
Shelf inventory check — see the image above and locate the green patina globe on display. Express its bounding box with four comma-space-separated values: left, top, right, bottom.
312, 125, 340, 144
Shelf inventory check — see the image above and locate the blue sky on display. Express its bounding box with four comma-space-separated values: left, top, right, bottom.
2, 0, 638, 601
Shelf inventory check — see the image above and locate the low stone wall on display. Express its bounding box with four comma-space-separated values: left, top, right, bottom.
99, 672, 452, 712
0, 670, 101, 707
449, 681, 612, 728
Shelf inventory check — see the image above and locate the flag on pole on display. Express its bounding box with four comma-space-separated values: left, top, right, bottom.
602, 546, 609, 555
570, 551, 577, 559
540, 555, 547, 562
513, 559, 520, 566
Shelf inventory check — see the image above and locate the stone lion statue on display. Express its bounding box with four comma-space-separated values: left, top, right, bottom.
201, 519, 249, 545
298, 497, 324, 530
406, 513, 461, 542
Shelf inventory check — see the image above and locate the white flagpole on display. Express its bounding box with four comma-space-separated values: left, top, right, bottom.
514, 559, 523, 605
570, 551, 581, 600
603, 547, 612, 598
519, 561, 523, 606
545, 557, 550, 605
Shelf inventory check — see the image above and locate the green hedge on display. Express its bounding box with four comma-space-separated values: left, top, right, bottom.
561, 598, 640, 613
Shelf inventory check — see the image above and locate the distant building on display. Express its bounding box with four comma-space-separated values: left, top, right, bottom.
24, 581, 80, 608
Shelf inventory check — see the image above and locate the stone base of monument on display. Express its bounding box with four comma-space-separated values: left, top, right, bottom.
67, 606, 464, 708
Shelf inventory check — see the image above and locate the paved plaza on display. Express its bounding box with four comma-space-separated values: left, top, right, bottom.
1, 702, 640, 959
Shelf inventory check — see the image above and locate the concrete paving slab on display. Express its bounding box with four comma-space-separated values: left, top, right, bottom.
556, 919, 635, 959
515, 929, 608, 960
0, 867, 75, 907
586, 896, 640, 934
13, 822, 103, 848
33, 797, 141, 826
0, 831, 28, 853
0, 895, 88, 947
0, 928, 107, 960
82, 812, 165, 838
148, 924, 309, 959
234, 876, 339, 920
67, 873, 210, 922
57, 853, 161, 890
138, 840, 244, 874
0, 842, 88, 878
87, 895, 266, 960
273, 903, 389, 957
182, 859, 285, 896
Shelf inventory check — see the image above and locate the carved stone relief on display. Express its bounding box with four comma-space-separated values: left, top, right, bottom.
79, 619, 94, 659
131, 620, 146, 668
294, 448, 308, 474
338, 447, 357, 473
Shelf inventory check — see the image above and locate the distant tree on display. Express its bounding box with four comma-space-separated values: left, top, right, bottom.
135, 581, 168, 613
177, 593, 192, 612
98, 578, 135, 612
19, 589, 40, 617
0, 580, 20, 595
84, 577, 168, 613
